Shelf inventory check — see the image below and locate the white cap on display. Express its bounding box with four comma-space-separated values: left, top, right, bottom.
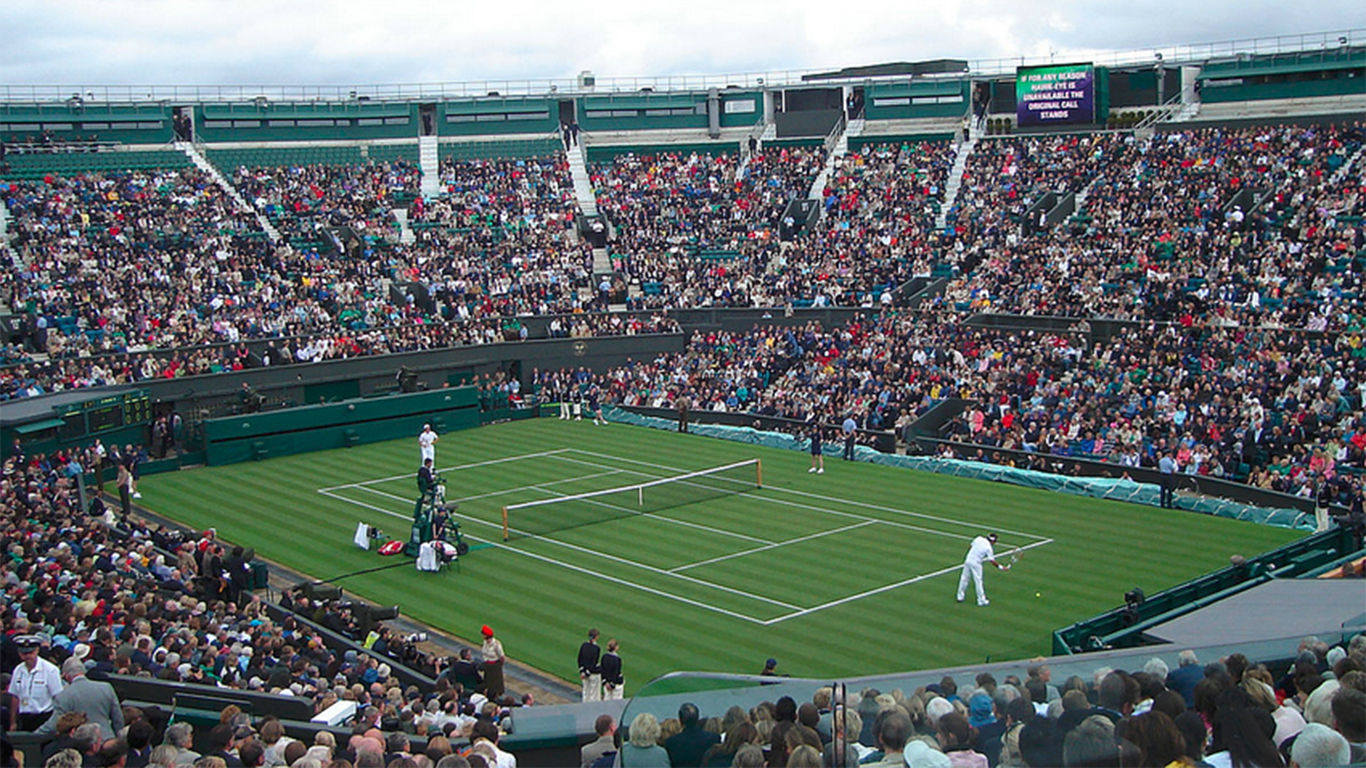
904, 741, 951, 768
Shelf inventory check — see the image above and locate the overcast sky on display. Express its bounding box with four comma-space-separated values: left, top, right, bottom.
2, 0, 1362, 89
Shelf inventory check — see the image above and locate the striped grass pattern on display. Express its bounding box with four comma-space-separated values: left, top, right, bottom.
139, 418, 1302, 687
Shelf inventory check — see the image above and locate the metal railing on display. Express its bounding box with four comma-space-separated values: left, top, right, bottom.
821, 112, 846, 155
4, 29, 1359, 104
1133, 90, 1187, 132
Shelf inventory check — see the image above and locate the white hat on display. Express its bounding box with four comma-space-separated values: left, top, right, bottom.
72, 643, 91, 661
925, 696, 955, 727
904, 741, 951, 768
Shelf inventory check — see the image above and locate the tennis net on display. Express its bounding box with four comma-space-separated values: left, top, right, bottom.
501, 458, 762, 540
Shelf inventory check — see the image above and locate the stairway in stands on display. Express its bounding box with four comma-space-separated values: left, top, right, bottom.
392, 208, 416, 245
0, 197, 12, 313
1330, 140, 1366, 186
176, 141, 282, 243
419, 136, 441, 198
566, 141, 598, 217
808, 119, 853, 200
565, 140, 614, 282
935, 123, 981, 230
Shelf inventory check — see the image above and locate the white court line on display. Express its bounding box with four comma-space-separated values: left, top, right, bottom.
509, 485, 796, 609
563, 448, 1050, 540
552, 449, 1057, 620
346, 469, 627, 506
339, 483, 799, 611
317, 488, 776, 625
317, 449, 571, 492
760, 538, 1055, 625
321, 447, 1054, 623
670, 520, 877, 572
549, 453, 976, 543
523, 484, 773, 545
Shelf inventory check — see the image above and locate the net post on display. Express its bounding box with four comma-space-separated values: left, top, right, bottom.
501, 506, 509, 541
756, 458, 763, 489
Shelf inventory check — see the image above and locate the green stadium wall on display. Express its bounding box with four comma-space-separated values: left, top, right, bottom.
717, 91, 763, 128
196, 101, 421, 142
0, 102, 173, 145
864, 80, 970, 121
579, 92, 710, 132
1198, 48, 1366, 103
441, 97, 559, 137
203, 387, 481, 465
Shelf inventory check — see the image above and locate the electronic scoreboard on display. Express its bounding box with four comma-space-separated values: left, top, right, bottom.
51, 390, 154, 440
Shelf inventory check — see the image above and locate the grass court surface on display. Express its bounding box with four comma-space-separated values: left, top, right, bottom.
139, 417, 1302, 687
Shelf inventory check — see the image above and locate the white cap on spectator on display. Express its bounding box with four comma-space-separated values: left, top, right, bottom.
1325, 646, 1346, 668
925, 696, 955, 727
1291, 723, 1350, 768
903, 741, 951, 768
72, 643, 91, 661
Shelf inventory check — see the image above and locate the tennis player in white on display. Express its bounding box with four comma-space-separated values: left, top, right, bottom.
419, 424, 439, 464
956, 532, 1008, 606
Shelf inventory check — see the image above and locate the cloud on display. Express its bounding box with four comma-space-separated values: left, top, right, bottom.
2, 0, 1361, 88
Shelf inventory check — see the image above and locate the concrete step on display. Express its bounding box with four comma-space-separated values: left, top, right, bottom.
566, 143, 599, 216
809, 168, 831, 201
936, 138, 976, 230
393, 208, 416, 245
592, 246, 612, 274
419, 136, 441, 198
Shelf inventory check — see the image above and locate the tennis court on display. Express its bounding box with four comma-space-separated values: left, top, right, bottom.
138, 418, 1302, 682
321, 448, 1052, 624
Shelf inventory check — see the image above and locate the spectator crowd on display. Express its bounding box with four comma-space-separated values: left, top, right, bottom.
2, 441, 526, 768
580, 638, 1366, 768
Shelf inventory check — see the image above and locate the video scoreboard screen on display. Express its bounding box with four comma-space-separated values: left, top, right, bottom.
1015, 63, 1096, 127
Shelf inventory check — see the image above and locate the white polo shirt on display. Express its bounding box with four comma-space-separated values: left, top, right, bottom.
8, 655, 63, 715
964, 536, 996, 566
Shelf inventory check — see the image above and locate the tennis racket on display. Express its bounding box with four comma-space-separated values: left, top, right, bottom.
1008, 547, 1023, 567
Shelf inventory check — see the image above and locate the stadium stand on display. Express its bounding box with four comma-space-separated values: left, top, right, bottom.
3, 30, 1366, 768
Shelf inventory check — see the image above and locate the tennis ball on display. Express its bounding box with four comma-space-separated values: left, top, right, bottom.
1035, 591, 1042, 598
